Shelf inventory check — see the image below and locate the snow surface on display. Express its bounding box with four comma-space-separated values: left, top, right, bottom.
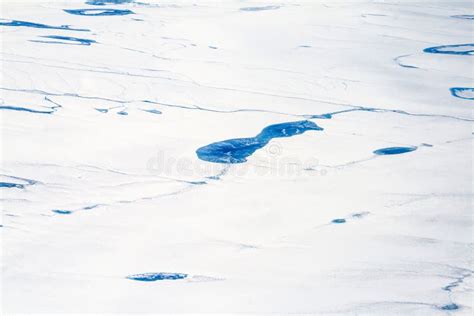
1, 0, 473, 314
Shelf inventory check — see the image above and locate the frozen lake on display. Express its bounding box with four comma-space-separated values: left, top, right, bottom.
1, 0, 473, 314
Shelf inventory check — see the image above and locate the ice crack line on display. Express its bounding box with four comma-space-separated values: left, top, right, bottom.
1, 87, 472, 121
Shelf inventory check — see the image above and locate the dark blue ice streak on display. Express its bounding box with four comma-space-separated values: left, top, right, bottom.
450, 87, 474, 100
393, 55, 418, 69
52, 209, 73, 215
0, 174, 38, 189
142, 109, 162, 115
452, 15, 474, 20
196, 120, 323, 164
423, 44, 474, 55
0, 175, 38, 188
240, 6, 280, 12
0, 182, 24, 189
0, 105, 55, 114
51, 204, 102, 215
86, 0, 134, 5
330, 212, 369, 225
373, 146, 417, 155
440, 303, 459, 311
0, 19, 89, 31
34, 35, 97, 46
126, 272, 188, 281
64, 8, 134, 16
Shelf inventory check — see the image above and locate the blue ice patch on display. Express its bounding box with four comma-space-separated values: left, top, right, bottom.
0, 182, 24, 189
373, 146, 417, 155
142, 109, 162, 115
440, 303, 459, 311
196, 120, 322, 164
52, 210, 73, 215
127, 272, 188, 281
